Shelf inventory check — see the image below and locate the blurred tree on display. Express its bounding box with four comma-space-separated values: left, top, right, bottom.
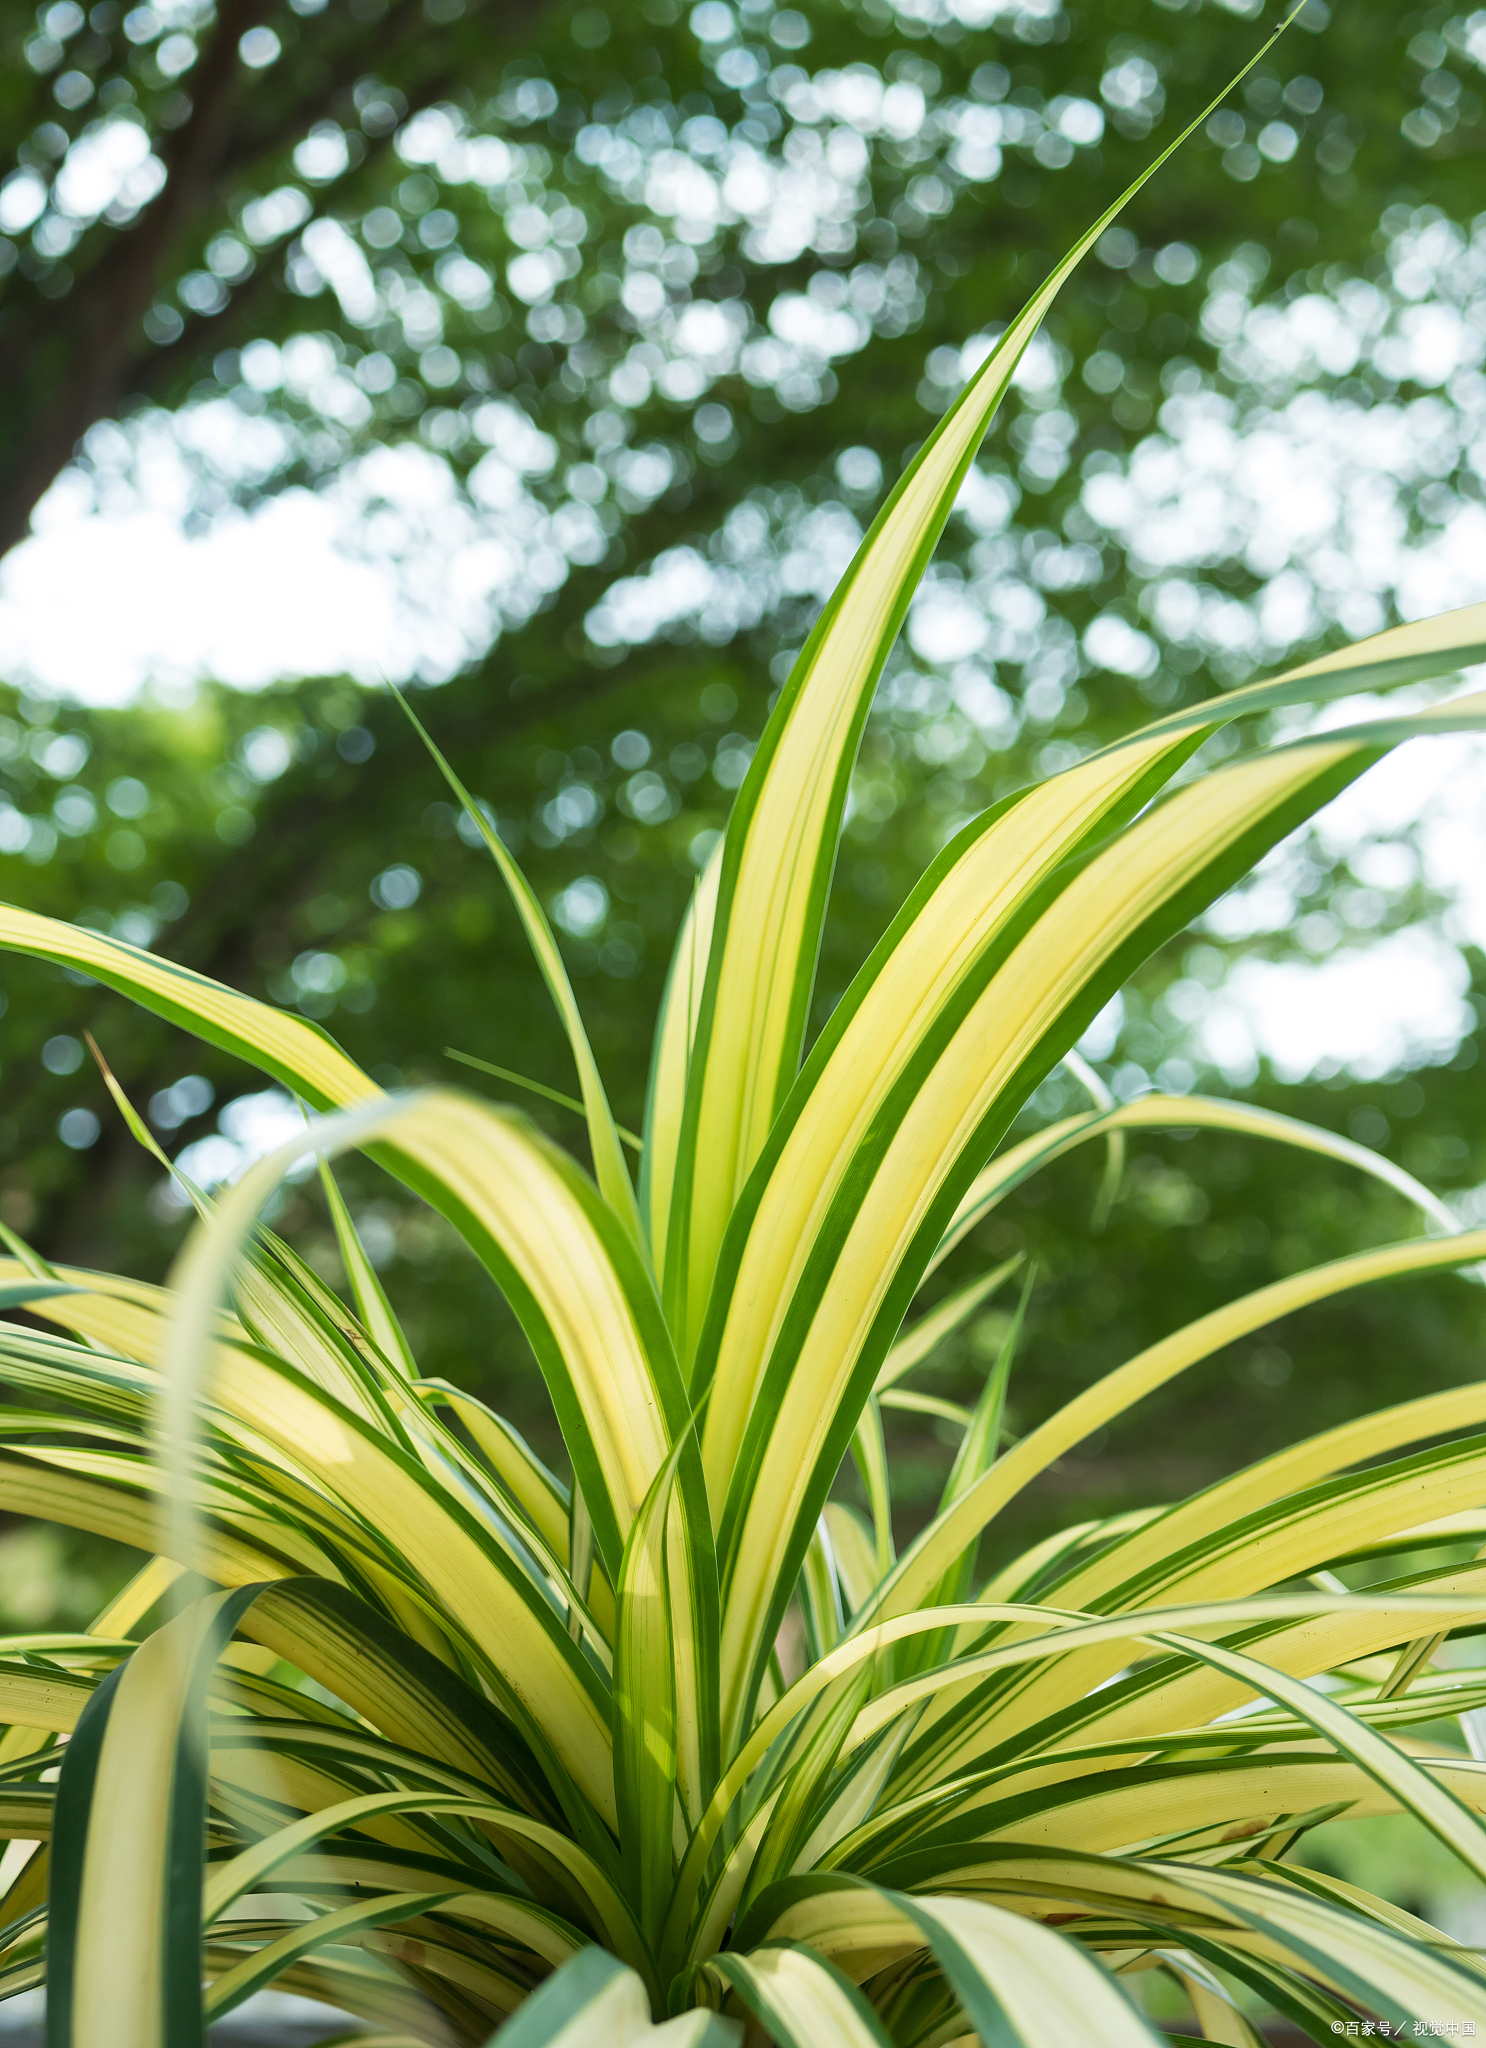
2, 0, 1486, 1616
0, 0, 555, 550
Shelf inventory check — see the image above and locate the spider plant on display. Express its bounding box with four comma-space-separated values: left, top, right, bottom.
0, 36, 1485, 2048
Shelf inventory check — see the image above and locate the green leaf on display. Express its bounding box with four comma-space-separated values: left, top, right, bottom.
47, 1585, 262, 2048
1151, 1628, 1486, 1887
488, 1947, 742, 2045
706, 1944, 895, 2047
612, 1442, 686, 1943
931, 1089, 1460, 1279
658, 21, 1309, 1366
887, 1888, 1164, 2046
642, 852, 721, 1278
316, 1156, 418, 1380
386, 686, 643, 1251
706, 705, 1485, 1742
871, 1222, 1486, 1630
446, 1048, 643, 1152
0, 1283, 79, 1310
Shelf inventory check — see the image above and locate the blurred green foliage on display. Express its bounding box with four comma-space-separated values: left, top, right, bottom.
2, 0, 1486, 1624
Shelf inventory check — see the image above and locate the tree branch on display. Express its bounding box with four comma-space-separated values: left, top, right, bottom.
0, 0, 551, 556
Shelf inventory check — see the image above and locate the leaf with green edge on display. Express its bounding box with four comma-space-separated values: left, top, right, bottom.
848, 1397, 894, 1579
1146, 1629, 1486, 1889
978, 1508, 1162, 1607
1059, 1395, 1486, 1632
1155, 1858, 1486, 2032
696, 655, 1486, 1739
0, 1448, 302, 1588
939, 1264, 1032, 1522
0, 1284, 79, 1311
490, 1941, 644, 2045
822, 1504, 879, 1619
84, 1031, 212, 1221
881, 1620, 1472, 1809
151, 1111, 625, 1844
660, 15, 1314, 1368
706, 1943, 895, 2047
569, 1479, 598, 1638
173, 1083, 688, 1602
369, 1379, 617, 1671
0, 905, 380, 1113
10, 1245, 607, 1710
748, 1851, 1481, 2034
668, 1590, 1486, 1968
930, 1089, 1461, 1279
0, 1662, 94, 1734
642, 851, 721, 1282
887, 1887, 1164, 2047
796, 1711, 925, 1898
385, 685, 641, 1251
414, 1381, 573, 1563
192, 1339, 621, 1826
1128, 596, 1486, 752
705, 715, 1481, 1742
487, 1946, 742, 2046
89, 1564, 183, 1646
368, 1092, 687, 1580
0, 1219, 57, 1283
868, 1751, 1486, 1868
899, 1265, 1036, 1682
73, 1048, 402, 1435
878, 1390, 973, 1428
0, 901, 658, 1477
207, 1887, 588, 2020
866, 1531, 1486, 1798
948, 1404, 1486, 1763
1168, 1925, 1373, 2046
0, 1848, 48, 1949
865, 1220, 1486, 1635
800, 1517, 844, 1660
200, 1783, 643, 1966
735, 1661, 877, 1929
205, 1888, 468, 2019
1063, 1046, 1125, 1230
1273, 1859, 1486, 1987
233, 1224, 403, 1429
612, 1438, 686, 1944
47, 1583, 262, 2048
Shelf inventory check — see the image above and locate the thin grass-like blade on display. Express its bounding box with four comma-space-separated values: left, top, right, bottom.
871, 1222, 1486, 1628
387, 688, 642, 1250
1148, 1629, 1486, 1885
612, 1442, 693, 1940
642, 850, 720, 1273
317, 1160, 417, 1380
932, 1091, 1459, 1276
874, 1257, 1021, 1394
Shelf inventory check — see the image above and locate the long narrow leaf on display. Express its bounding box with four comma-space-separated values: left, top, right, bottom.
660, 17, 1313, 1364
387, 687, 642, 1250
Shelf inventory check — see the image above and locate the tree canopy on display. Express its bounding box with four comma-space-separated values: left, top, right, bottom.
2, 0, 1485, 1614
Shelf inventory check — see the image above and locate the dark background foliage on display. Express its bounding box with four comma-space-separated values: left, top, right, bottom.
1, 0, 1483, 1614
